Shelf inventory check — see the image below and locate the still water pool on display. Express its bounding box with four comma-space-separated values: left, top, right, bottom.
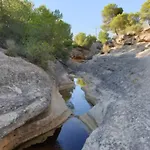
25, 78, 91, 150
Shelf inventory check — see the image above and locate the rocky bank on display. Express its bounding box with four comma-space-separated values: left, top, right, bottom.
69, 42, 150, 150
0, 52, 73, 150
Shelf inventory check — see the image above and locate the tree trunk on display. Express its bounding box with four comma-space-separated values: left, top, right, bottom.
115, 28, 118, 36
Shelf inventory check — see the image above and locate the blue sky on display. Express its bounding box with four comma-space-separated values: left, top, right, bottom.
33, 0, 145, 36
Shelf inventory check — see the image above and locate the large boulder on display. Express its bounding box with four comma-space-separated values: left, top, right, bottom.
89, 41, 102, 57
116, 34, 137, 45
138, 27, 150, 42
48, 61, 74, 91
71, 44, 150, 150
70, 42, 102, 61
0, 52, 71, 150
71, 46, 90, 60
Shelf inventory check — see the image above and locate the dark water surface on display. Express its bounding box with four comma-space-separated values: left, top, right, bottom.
25, 78, 91, 150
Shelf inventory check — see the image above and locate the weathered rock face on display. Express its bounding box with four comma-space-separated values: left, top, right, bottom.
48, 61, 74, 91
0, 52, 71, 150
89, 42, 103, 57
138, 27, 150, 42
116, 34, 137, 45
70, 43, 150, 150
71, 42, 102, 61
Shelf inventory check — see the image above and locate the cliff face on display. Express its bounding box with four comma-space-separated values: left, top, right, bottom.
0, 52, 72, 150
70, 42, 102, 61
69, 43, 150, 150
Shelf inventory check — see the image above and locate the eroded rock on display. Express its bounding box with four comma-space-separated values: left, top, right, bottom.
70, 42, 102, 61
0, 52, 71, 150
70, 44, 150, 150
138, 27, 150, 42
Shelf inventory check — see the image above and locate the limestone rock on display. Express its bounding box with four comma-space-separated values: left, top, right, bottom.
0, 52, 52, 139
116, 34, 136, 45
48, 61, 74, 91
72, 44, 150, 150
0, 52, 71, 150
138, 27, 150, 42
70, 42, 102, 61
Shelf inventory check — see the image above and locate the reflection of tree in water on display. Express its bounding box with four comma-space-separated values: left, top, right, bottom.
59, 89, 72, 102
66, 101, 74, 109
76, 78, 86, 87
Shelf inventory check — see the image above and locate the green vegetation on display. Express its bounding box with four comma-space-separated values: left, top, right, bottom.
60, 89, 72, 101
140, 0, 150, 25
98, 31, 109, 44
0, 0, 149, 67
74, 32, 86, 47
74, 33, 97, 48
77, 78, 86, 87
100, 0, 149, 37
110, 13, 128, 35
101, 4, 123, 32
0, 0, 72, 69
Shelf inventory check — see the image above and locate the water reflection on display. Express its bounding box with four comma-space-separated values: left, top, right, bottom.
25, 78, 91, 150
67, 78, 91, 115
57, 118, 89, 150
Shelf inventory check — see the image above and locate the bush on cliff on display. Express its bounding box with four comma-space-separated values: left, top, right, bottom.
0, 0, 72, 69
100, 3, 147, 36
74, 33, 97, 48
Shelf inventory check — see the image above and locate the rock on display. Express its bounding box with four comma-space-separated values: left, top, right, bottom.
70, 42, 102, 61
70, 44, 150, 150
89, 41, 103, 57
48, 61, 74, 91
136, 48, 150, 58
71, 46, 90, 60
116, 34, 136, 45
79, 113, 98, 133
138, 27, 150, 42
0, 52, 71, 150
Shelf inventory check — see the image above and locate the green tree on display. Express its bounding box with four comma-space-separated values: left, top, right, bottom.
0, 0, 72, 69
101, 4, 123, 31
126, 13, 142, 34
83, 35, 97, 48
127, 13, 141, 25
74, 33, 97, 48
110, 13, 128, 35
140, 0, 150, 25
98, 31, 109, 44
74, 32, 86, 46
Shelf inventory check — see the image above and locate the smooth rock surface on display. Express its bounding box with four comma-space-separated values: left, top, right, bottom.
0, 52, 71, 150
70, 44, 150, 150
48, 61, 74, 91
0, 52, 52, 139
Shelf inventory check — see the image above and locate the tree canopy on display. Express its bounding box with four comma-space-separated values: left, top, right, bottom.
0, 0, 72, 69
140, 0, 150, 25
101, 4, 123, 31
101, 3, 147, 35
98, 31, 109, 44
74, 33, 97, 48
110, 13, 128, 35
74, 32, 86, 47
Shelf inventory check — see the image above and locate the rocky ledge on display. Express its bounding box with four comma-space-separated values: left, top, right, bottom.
70, 43, 150, 150
0, 52, 73, 150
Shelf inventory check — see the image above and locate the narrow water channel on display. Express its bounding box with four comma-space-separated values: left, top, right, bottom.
25, 78, 91, 150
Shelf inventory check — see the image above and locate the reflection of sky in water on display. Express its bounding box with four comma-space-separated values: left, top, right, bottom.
57, 118, 89, 150
25, 78, 91, 150
67, 78, 92, 115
